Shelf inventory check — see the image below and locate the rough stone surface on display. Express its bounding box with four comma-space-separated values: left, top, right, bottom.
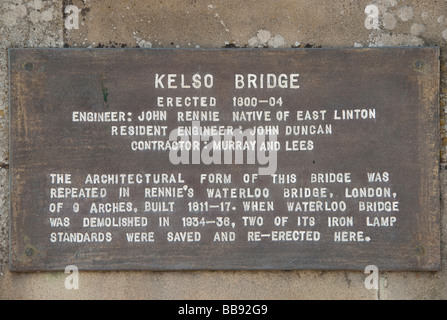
1, 0, 447, 299
397, 5, 414, 22
382, 12, 398, 30
410, 22, 426, 36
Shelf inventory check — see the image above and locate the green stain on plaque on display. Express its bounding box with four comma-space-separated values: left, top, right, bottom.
101, 81, 109, 108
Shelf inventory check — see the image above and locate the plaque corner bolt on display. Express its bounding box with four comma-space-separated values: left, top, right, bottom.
25, 247, 34, 257
415, 245, 425, 256
413, 60, 425, 72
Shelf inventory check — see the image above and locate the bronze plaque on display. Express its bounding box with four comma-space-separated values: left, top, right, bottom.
9, 47, 440, 271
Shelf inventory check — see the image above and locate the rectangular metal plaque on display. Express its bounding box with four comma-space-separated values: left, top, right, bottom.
9, 47, 440, 271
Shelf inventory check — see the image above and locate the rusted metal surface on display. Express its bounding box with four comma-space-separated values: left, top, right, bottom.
9, 47, 440, 271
